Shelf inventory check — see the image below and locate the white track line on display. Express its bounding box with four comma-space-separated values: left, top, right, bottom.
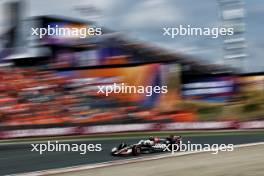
13, 142, 264, 176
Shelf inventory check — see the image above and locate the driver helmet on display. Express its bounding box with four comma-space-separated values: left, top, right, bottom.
118, 142, 127, 149
149, 136, 154, 141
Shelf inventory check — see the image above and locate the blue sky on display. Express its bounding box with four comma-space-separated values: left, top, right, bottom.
0, 0, 263, 72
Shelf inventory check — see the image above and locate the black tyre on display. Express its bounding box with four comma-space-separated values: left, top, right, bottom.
132, 145, 141, 156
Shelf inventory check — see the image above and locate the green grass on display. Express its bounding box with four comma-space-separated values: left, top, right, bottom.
0, 130, 263, 146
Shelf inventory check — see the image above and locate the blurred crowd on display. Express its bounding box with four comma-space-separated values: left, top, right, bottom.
0, 67, 123, 126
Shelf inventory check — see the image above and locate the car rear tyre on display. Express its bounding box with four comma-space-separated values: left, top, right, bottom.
132, 145, 141, 156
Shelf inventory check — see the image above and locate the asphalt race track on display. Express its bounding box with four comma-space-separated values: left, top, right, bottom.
0, 132, 264, 175
53, 144, 264, 176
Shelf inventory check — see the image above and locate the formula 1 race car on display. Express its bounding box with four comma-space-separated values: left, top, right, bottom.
111, 135, 182, 156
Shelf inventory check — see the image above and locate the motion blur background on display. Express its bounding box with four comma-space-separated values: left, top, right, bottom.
0, 0, 263, 137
